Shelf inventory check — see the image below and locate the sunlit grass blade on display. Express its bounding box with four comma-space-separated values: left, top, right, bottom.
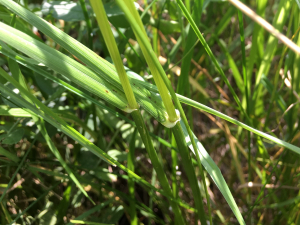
180, 120, 245, 224
90, 1, 185, 223
7, 57, 96, 204
0, 0, 174, 125
0, 83, 195, 210
0, 44, 176, 153
70, 220, 113, 225
0, 22, 171, 124
89, 0, 138, 110
175, 0, 250, 122
251, 0, 292, 112
118, 0, 179, 123
178, 95, 300, 155
117, 1, 208, 223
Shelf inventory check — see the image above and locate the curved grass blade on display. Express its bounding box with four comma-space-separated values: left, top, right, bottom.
130, 77, 300, 155
0, 44, 177, 152
178, 95, 300, 155
175, 0, 250, 122
0, 23, 171, 125
180, 120, 245, 224
7, 57, 95, 204
0, 146, 19, 163
0, 0, 171, 125
0, 84, 193, 211
0, 22, 129, 111
0, 135, 36, 204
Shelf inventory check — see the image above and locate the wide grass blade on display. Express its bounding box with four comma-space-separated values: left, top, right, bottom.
6, 57, 95, 204
117, 1, 208, 223
0, 83, 193, 211
0, 0, 173, 125
0, 45, 176, 152
0, 22, 170, 124
0, 146, 19, 163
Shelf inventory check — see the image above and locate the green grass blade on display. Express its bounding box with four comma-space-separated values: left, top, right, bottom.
0, 106, 31, 117
0, 135, 36, 204
9, 182, 60, 225
217, 39, 244, 93
0, 22, 129, 111
0, 146, 19, 163
66, 200, 114, 225
119, 0, 179, 122
131, 110, 186, 224
0, 83, 194, 210
128, 129, 138, 225
246, 0, 267, 99
180, 120, 245, 225
78, 0, 93, 49
178, 94, 300, 155
117, 2, 207, 223
175, 0, 250, 122
90, 0, 138, 110
0, 0, 171, 124
171, 123, 207, 224
252, 0, 292, 112
176, 0, 202, 95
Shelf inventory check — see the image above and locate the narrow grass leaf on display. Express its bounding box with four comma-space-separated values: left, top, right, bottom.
178, 95, 300, 155
0, 0, 170, 124
0, 84, 194, 210
176, 0, 250, 121
180, 120, 245, 225
0, 146, 19, 163
66, 200, 114, 225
